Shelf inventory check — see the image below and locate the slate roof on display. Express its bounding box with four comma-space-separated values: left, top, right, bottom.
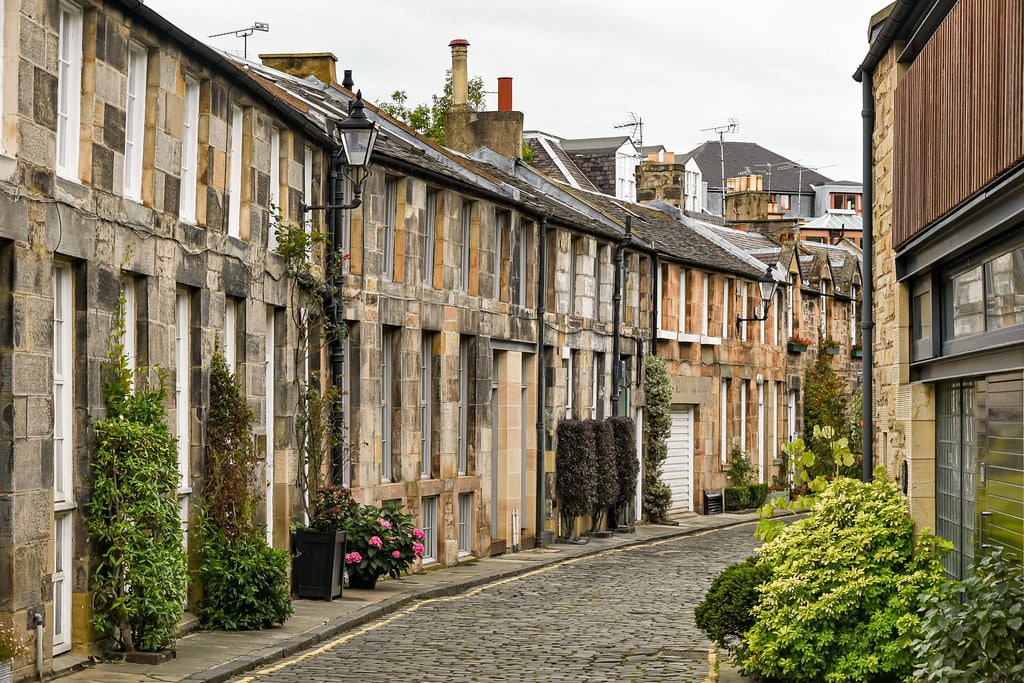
681, 141, 833, 193
525, 136, 602, 193
560, 136, 634, 154
801, 209, 863, 233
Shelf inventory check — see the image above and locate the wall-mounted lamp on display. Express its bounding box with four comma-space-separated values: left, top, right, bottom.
736, 266, 782, 327
300, 91, 379, 214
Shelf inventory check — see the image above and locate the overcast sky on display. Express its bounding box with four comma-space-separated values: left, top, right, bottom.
144, 0, 884, 183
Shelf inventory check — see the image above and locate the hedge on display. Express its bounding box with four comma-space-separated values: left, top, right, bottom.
724, 484, 769, 511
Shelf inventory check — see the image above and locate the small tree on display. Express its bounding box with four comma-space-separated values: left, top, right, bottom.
727, 445, 755, 486
642, 355, 672, 522
590, 419, 619, 531
379, 71, 486, 146
196, 348, 292, 630
86, 288, 186, 652
555, 419, 596, 539
608, 416, 639, 526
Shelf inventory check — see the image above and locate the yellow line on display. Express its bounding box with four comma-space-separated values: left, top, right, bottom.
237, 523, 756, 681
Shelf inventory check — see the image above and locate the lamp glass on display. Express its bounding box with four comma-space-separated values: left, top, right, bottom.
340, 125, 377, 169
757, 270, 779, 305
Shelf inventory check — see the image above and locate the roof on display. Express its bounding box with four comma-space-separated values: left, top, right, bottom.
525, 136, 602, 193
681, 140, 833, 193
560, 136, 636, 154
801, 210, 863, 233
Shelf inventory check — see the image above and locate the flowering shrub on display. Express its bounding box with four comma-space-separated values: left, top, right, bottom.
344, 501, 424, 583
787, 335, 813, 347
822, 336, 840, 350
309, 485, 359, 532
0, 621, 27, 661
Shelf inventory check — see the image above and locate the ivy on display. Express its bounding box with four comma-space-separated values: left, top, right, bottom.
642, 355, 672, 522
85, 284, 186, 652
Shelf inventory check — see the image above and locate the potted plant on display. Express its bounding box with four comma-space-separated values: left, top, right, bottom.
291, 484, 357, 600
787, 335, 812, 353
851, 343, 863, 358
344, 501, 424, 589
0, 622, 26, 683
823, 337, 841, 355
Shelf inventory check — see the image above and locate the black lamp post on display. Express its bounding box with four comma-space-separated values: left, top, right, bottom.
736, 266, 782, 327
300, 90, 379, 214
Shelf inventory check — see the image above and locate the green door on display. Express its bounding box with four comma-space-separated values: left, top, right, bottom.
976, 373, 1024, 562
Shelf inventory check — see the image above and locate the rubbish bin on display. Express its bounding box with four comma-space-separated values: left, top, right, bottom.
703, 490, 723, 515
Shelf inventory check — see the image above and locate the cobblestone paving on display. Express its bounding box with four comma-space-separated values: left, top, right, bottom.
235, 523, 761, 683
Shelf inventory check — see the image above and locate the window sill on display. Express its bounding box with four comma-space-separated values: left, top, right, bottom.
701, 335, 722, 346
54, 501, 78, 513
677, 332, 701, 343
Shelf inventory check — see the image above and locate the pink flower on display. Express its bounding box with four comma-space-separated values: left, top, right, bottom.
378, 519, 393, 530
392, 550, 402, 559
344, 551, 362, 565
412, 542, 425, 557
412, 528, 425, 540
369, 535, 383, 548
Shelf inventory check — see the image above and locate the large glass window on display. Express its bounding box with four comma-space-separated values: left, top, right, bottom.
984, 246, 1024, 330
936, 379, 975, 579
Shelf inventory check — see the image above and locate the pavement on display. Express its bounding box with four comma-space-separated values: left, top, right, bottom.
51, 512, 762, 683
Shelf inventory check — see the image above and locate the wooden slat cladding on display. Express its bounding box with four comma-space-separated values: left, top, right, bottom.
894, 0, 1024, 247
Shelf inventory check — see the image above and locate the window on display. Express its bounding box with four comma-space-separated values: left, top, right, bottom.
591, 353, 600, 420
657, 263, 667, 332
936, 380, 976, 579
303, 145, 314, 258
383, 177, 397, 279
381, 326, 394, 481
830, 193, 860, 212
566, 350, 574, 418
740, 281, 748, 341
264, 307, 277, 545
850, 288, 858, 346
267, 126, 281, 247
720, 378, 729, 463
458, 493, 472, 556
421, 496, 438, 563
224, 298, 237, 372
461, 201, 472, 292
420, 333, 433, 479
123, 43, 147, 201
820, 281, 828, 335
772, 193, 791, 211
176, 290, 192, 550
568, 236, 578, 315
180, 77, 200, 223
787, 275, 796, 338
511, 219, 526, 306
678, 267, 687, 334
595, 244, 606, 321
722, 278, 731, 339
702, 274, 711, 336
53, 510, 72, 654
56, 3, 83, 180
776, 289, 785, 345
53, 263, 74, 505
494, 210, 509, 298
458, 336, 469, 475
788, 389, 798, 442
121, 276, 137, 385
423, 190, 437, 286
228, 105, 243, 238
739, 380, 748, 455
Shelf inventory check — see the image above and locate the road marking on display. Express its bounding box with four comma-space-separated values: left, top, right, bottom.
236, 522, 759, 681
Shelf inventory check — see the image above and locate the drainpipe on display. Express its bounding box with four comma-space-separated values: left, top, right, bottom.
535, 216, 549, 544
327, 142, 347, 482
859, 71, 875, 483
612, 217, 631, 414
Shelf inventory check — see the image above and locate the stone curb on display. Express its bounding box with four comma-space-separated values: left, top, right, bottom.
184, 515, 758, 683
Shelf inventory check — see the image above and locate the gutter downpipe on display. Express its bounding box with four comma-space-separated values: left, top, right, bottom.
859, 71, 875, 483
612, 217, 632, 415
328, 147, 347, 482
535, 216, 550, 544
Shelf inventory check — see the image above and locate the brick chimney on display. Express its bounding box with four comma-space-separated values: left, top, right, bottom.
259, 52, 338, 84
444, 40, 524, 160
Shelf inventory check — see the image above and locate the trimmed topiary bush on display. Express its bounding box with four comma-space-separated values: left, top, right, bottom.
590, 419, 618, 530
695, 555, 772, 652
748, 483, 768, 508
555, 419, 596, 539
642, 355, 672, 521
913, 546, 1024, 682
608, 416, 639, 525
724, 486, 751, 511
738, 475, 949, 683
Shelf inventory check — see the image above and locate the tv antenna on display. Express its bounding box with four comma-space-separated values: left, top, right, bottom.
700, 118, 738, 212
210, 21, 269, 60
615, 112, 644, 156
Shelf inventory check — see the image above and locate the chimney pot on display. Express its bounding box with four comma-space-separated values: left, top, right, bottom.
498, 77, 512, 111
449, 38, 470, 109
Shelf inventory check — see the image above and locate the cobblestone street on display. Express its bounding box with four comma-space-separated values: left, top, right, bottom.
232, 523, 760, 683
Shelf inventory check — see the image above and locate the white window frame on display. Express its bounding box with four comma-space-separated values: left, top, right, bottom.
851, 290, 858, 345
720, 378, 729, 464
788, 388, 798, 443
53, 512, 73, 655
722, 278, 730, 339
420, 333, 432, 479
787, 276, 795, 338
180, 77, 200, 223
594, 244, 604, 321
656, 263, 665, 334
123, 42, 147, 201
267, 126, 281, 248
422, 496, 438, 564
53, 263, 74, 505
122, 277, 136, 388
458, 336, 469, 475
381, 327, 393, 482
740, 380, 748, 457
568, 237, 578, 315
303, 144, 314, 259
821, 281, 828, 335
224, 298, 237, 373
461, 201, 472, 292
741, 282, 749, 341
566, 350, 574, 418
678, 267, 687, 334
264, 307, 276, 545
458, 493, 472, 557
591, 354, 599, 420
423, 190, 437, 286
228, 104, 243, 238
56, 3, 83, 181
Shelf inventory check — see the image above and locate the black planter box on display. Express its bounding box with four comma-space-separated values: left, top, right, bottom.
291, 529, 346, 601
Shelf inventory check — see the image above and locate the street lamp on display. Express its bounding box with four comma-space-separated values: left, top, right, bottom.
736, 266, 782, 327
300, 90, 379, 214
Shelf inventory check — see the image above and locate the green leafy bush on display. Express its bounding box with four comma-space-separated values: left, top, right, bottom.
724, 484, 768, 511
608, 417, 639, 522
727, 445, 755, 486
196, 349, 292, 630
694, 555, 772, 651
913, 546, 1024, 682
748, 483, 768, 507
739, 475, 949, 683
556, 419, 597, 538
86, 289, 186, 652
590, 419, 619, 530
642, 355, 672, 522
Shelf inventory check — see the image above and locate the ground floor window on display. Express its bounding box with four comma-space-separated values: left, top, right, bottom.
421, 496, 438, 564
458, 493, 472, 557
936, 379, 976, 579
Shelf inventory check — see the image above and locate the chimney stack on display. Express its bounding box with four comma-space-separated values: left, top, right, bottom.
449, 39, 470, 110
498, 77, 512, 111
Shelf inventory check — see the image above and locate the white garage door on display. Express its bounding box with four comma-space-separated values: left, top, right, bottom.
664, 406, 694, 516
